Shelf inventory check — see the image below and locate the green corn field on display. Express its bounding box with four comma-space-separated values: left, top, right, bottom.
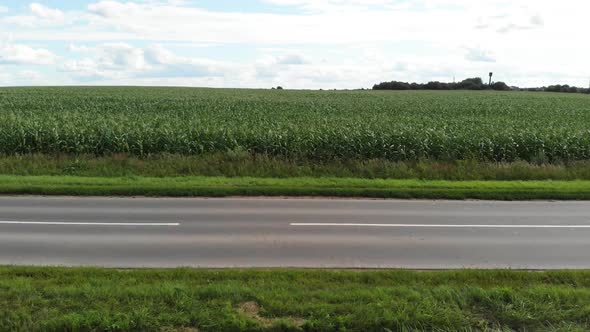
1, 86, 589, 162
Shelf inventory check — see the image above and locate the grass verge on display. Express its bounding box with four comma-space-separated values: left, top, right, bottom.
4, 153, 590, 180
1, 175, 590, 199
2, 267, 590, 331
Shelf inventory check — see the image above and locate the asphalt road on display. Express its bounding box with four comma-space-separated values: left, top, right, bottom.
1, 196, 590, 269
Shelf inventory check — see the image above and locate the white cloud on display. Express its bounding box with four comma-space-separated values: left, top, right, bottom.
1, 0, 589, 88
98, 43, 149, 71
142, 44, 232, 78
276, 54, 308, 65
64, 43, 150, 78
54, 42, 589, 89
465, 47, 496, 63
0, 70, 46, 86
255, 53, 311, 80
2, 3, 66, 27
19, 69, 42, 81
75, 0, 585, 48
30, 3, 65, 21
0, 40, 56, 65
258, 53, 309, 66
62, 42, 375, 89
79, 1, 470, 45
0, 1, 580, 46
64, 43, 234, 80
530, 15, 544, 27
261, 0, 400, 12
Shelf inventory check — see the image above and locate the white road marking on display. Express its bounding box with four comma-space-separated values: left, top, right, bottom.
0, 221, 180, 226
290, 223, 590, 228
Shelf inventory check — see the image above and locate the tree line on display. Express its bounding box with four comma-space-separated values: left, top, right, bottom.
373, 78, 590, 94
530, 84, 589, 94
373, 78, 510, 91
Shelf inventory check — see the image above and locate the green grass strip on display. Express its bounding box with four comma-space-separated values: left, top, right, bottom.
2, 267, 590, 331
1, 175, 590, 200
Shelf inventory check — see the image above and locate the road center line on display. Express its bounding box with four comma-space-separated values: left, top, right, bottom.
290, 223, 590, 228
0, 221, 180, 226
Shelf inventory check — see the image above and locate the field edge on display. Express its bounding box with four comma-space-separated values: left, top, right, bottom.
2, 175, 590, 200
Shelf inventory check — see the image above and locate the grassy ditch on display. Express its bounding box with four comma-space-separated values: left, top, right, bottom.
4, 154, 590, 180
2, 267, 590, 331
0, 175, 590, 200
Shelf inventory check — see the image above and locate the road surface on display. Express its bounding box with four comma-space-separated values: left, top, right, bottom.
1, 196, 589, 269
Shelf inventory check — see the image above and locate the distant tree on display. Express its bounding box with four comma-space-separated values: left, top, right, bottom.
546, 85, 574, 93
424, 81, 444, 90
276, 86, 284, 90
467, 77, 484, 85
455, 77, 485, 90
491, 82, 510, 91
372, 81, 411, 90
410, 83, 423, 90
461, 81, 482, 90
457, 77, 484, 90
546, 85, 558, 92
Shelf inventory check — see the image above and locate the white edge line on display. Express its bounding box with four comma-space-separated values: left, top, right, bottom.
0, 221, 180, 226
290, 223, 590, 228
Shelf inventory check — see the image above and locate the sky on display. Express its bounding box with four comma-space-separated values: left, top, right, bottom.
0, 0, 588, 89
